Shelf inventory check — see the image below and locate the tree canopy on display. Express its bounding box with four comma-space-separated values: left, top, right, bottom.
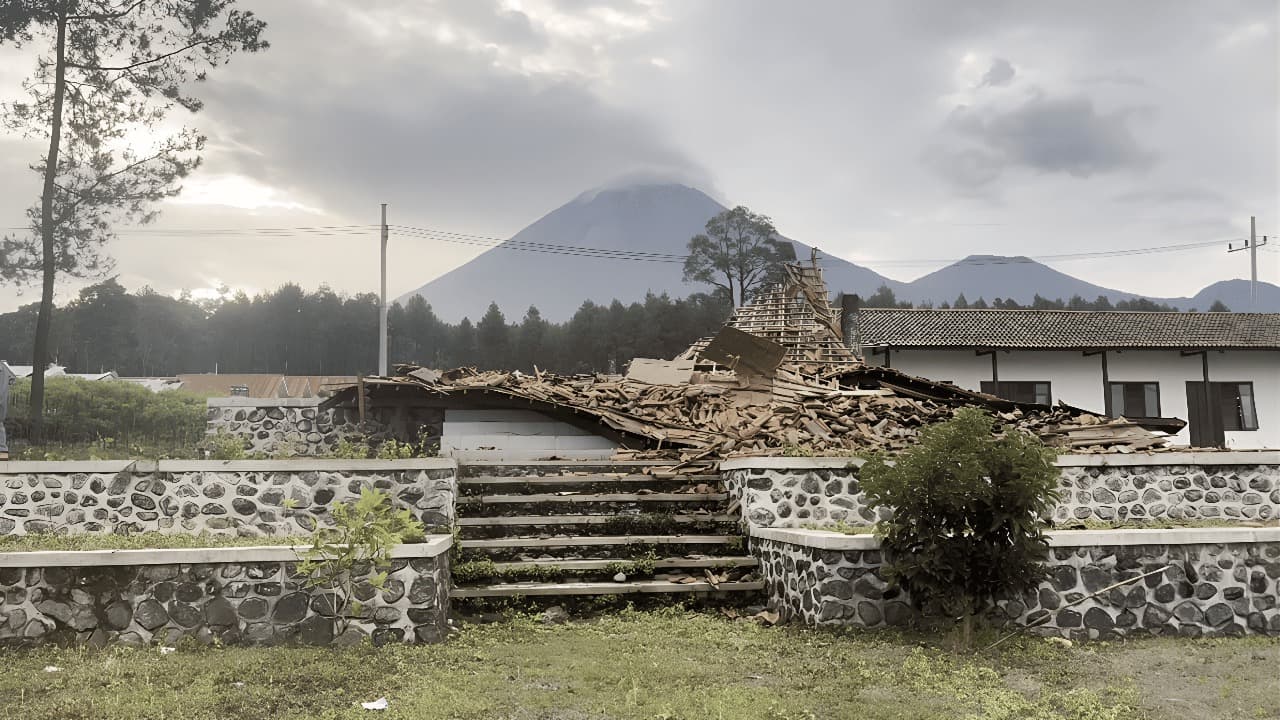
0, 0, 267, 441
683, 206, 796, 306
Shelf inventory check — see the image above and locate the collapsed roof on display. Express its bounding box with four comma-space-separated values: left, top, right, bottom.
329, 258, 1184, 462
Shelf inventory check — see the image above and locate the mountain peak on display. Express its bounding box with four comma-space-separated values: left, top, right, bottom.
956, 254, 1035, 264
570, 175, 717, 207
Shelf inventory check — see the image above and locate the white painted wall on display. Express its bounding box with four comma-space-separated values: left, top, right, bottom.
440, 408, 619, 461
871, 348, 1279, 449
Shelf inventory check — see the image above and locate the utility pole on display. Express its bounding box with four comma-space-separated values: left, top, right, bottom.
379, 203, 389, 376
1228, 215, 1268, 310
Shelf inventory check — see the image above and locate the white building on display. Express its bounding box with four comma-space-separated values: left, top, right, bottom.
849, 309, 1280, 449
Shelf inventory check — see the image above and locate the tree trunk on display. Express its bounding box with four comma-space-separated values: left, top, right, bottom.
29, 13, 69, 446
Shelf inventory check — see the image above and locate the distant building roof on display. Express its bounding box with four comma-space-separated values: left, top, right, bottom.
1, 363, 66, 379
853, 309, 1280, 350
120, 377, 184, 392
175, 374, 287, 398
172, 374, 360, 398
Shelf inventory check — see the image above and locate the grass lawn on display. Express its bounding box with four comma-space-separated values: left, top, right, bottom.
1, 610, 1276, 720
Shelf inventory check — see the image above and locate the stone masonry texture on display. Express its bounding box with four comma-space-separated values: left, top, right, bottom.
724, 463, 1280, 530
0, 554, 450, 648
206, 403, 443, 457
0, 466, 457, 536
754, 537, 1280, 638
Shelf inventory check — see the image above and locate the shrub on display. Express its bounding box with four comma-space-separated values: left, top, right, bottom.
296, 487, 425, 636
859, 407, 1060, 648
5, 377, 205, 450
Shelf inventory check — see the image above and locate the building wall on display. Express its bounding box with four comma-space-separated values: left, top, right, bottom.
868, 348, 1279, 449
440, 409, 619, 461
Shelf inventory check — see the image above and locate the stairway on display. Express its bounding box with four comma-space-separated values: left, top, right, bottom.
450, 461, 762, 617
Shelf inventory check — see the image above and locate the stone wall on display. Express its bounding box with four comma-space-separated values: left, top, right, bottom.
0, 539, 452, 647
721, 453, 1280, 530
205, 398, 444, 457
753, 527, 1280, 639
0, 459, 458, 536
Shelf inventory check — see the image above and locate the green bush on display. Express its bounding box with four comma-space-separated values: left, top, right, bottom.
5, 377, 206, 450
859, 407, 1061, 648
297, 486, 425, 635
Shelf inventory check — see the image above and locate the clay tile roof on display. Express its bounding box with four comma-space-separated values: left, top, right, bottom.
853, 309, 1280, 350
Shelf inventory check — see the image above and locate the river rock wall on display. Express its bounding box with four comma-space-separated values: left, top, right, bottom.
0, 545, 450, 648
0, 460, 458, 536
753, 529, 1280, 639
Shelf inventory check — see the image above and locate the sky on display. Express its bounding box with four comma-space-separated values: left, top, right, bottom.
0, 0, 1277, 312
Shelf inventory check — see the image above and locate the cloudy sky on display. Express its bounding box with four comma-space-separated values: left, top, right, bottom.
0, 0, 1276, 312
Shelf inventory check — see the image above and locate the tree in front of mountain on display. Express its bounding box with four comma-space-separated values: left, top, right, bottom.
0, 1, 268, 444
683, 206, 796, 307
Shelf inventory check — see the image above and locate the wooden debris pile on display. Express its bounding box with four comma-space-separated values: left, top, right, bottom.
378, 362, 1177, 461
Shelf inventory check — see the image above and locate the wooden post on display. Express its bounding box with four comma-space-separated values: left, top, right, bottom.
357, 374, 367, 426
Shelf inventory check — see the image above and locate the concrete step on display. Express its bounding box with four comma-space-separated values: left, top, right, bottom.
458, 492, 727, 505
458, 534, 742, 550
458, 474, 718, 495
456, 512, 737, 539
456, 513, 736, 526
450, 579, 765, 598
457, 461, 690, 479
484, 556, 758, 572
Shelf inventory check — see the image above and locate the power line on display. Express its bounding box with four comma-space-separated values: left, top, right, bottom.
2, 221, 1248, 268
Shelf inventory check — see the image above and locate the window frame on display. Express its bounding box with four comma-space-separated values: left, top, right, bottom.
1214, 381, 1259, 432
1108, 381, 1161, 419
979, 380, 1053, 406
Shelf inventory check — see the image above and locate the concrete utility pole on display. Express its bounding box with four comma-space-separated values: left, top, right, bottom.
1228, 215, 1269, 310
379, 203, 389, 376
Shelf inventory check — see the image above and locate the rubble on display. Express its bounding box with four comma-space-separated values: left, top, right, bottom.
353, 361, 1180, 461
331, 256, 1183, 462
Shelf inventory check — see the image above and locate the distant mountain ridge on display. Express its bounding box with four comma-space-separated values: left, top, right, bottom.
400, 182, 1280, 319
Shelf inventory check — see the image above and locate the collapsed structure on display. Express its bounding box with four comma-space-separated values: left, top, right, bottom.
329, 258, 1182, 463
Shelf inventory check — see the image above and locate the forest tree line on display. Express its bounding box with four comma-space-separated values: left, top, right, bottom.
0, 278, 733, 377
0, 278, 1229, 378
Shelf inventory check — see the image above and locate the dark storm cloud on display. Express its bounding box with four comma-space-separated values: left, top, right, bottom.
193, 0, 705, 230
979, 58, 1015, 88
930, 92, 1155, 189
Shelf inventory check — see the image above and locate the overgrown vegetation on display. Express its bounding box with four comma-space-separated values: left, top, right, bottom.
3, 377, 205, 450
860, 407, 1061, 649
2, 610, 1274, 719
296, 487, 425, 634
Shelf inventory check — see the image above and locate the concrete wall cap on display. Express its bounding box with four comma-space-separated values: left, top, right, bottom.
0, 460, 144, 474
1054, 451, 1279, 467
720, 457, 866, 471
0, 458, 457, 474
0, 534, 453, 568
206, 397, 325, 408
722, 451, 1279, 472
751, 526, 1280, 550
157, 458, 457, 472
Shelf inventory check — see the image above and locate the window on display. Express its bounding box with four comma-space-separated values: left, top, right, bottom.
1109, 382, 1160, 418
980, 381, 1052, 405
1215, 382, 1258, 431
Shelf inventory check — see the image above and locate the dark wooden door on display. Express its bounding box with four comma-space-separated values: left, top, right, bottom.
1185, 382, 1225, 448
